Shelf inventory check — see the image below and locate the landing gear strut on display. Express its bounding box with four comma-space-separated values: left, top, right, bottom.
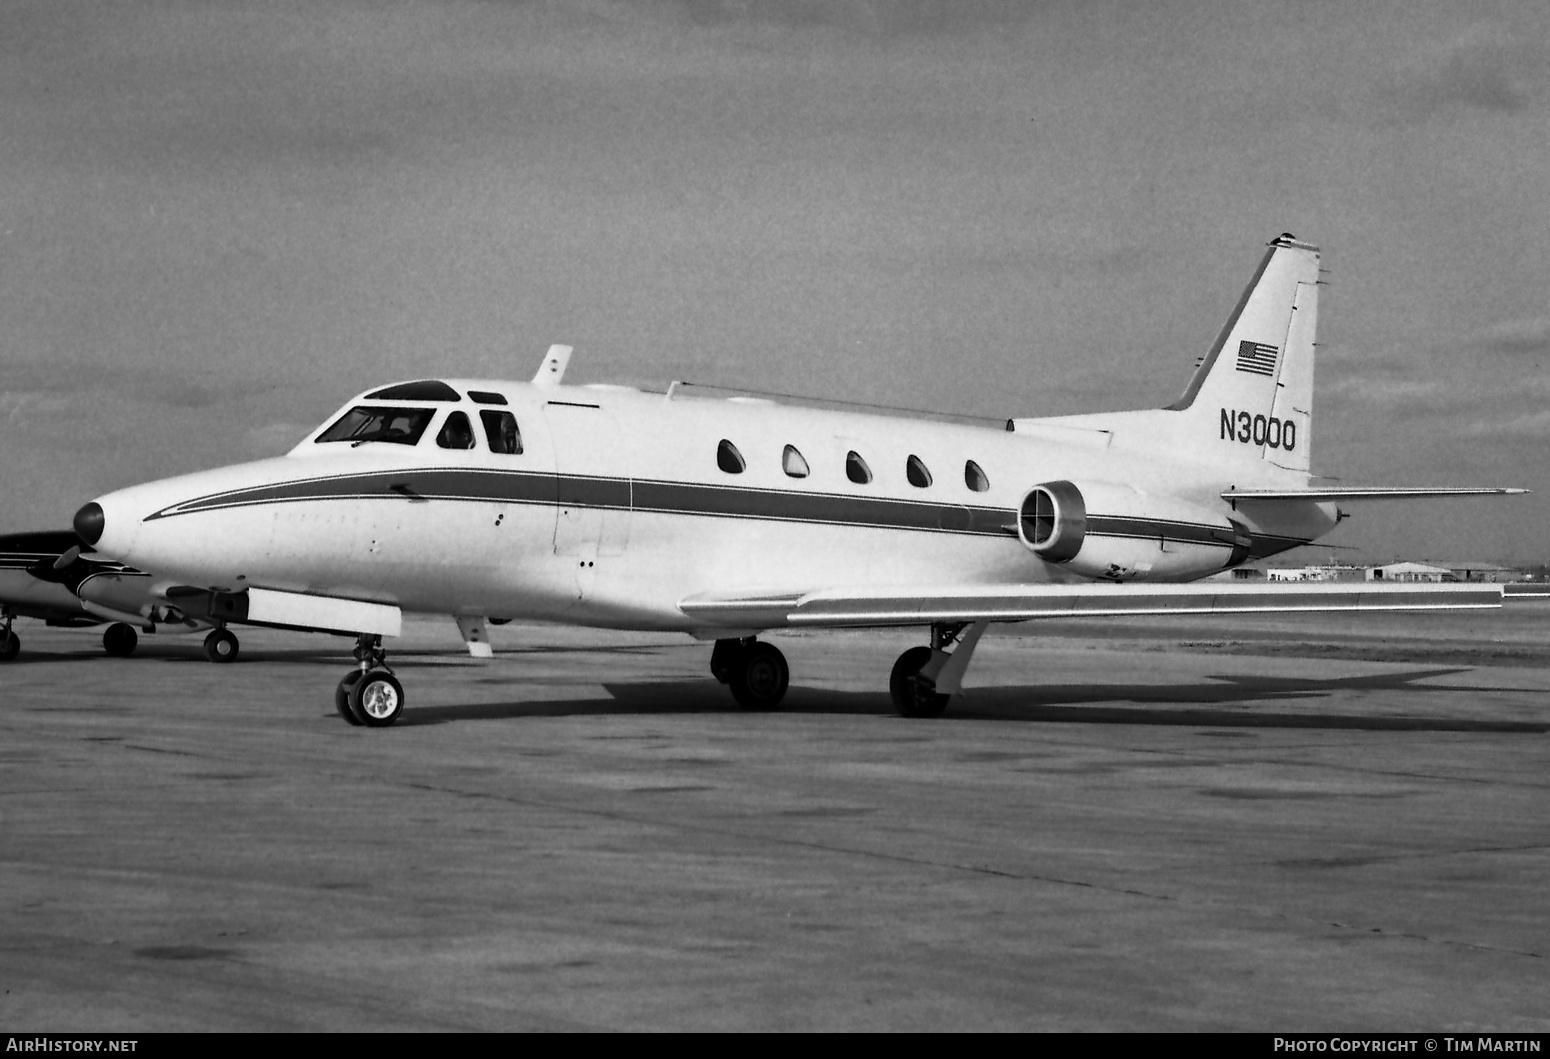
711, 637, 789, 710
0, 607, 18, 662
336, 633, 404, 727
889, 621, 990, 719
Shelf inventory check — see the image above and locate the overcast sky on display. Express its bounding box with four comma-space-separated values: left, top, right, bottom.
2, 0, 1547, 564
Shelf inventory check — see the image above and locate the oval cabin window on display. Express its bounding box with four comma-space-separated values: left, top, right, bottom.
964, 459, 990, 492
906, 454, 932, 488
782, 445, 810, 478
845, 451, 872, 485
717, 439, 746, 474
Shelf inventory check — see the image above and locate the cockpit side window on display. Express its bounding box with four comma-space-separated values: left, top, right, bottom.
481, 410, 523, 454
436, 411, 476, 450
316, 406, 435, 446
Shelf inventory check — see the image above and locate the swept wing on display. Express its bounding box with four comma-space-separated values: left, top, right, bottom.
680, 581, 1503, 630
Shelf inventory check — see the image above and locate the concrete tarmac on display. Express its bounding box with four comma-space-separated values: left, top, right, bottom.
2, 609, 1547, 1031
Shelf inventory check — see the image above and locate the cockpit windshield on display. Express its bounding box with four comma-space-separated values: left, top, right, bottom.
316, 406, 436, 446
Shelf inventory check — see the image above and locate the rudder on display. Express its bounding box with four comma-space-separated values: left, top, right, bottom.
1168, 233, 1321, 474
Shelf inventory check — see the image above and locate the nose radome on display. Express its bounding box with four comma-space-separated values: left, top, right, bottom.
74, 502, 105, 546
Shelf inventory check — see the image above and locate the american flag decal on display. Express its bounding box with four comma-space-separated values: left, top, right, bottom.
1235, 340, 1279, 376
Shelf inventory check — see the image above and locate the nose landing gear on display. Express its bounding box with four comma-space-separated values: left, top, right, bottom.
336, 633, 404, 727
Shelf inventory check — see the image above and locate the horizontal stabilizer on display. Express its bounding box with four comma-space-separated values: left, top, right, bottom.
1224, 487, 1528, 502
680, 582, 1503, 630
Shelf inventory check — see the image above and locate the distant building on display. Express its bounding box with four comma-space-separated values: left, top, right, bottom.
1204, 560, 1525, 585
1266, 563, 1365, 583
1441, 562, 1521, 583
1367, 561, 1452, 583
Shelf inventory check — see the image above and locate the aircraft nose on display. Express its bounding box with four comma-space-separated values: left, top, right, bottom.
74, 502, 105, 546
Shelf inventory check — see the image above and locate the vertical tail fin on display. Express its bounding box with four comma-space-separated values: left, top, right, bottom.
1167, 233, 1321, 474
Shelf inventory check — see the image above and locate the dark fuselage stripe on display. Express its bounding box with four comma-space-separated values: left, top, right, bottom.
145, 468, 1309, 552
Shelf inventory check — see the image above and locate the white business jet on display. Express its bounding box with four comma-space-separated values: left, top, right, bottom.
73, 234, 1522, 726
0, 530, 238, 661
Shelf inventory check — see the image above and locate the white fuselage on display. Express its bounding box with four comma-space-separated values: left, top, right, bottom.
84, 378, 1337, 634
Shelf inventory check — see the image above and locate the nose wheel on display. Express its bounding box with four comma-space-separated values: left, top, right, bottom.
335, 671, 365, 725
337, 634, 405, 727
349, 670, 404, 727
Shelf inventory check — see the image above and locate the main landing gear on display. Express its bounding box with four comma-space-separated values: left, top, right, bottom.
711, 637, 790, 710
335, 634, 404, 728
889, 621, 990, 719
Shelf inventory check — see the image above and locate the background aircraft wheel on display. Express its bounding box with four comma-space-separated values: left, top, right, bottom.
203, 628, 240, 664
0, 631, 19, 661
730, 642, 788, 710
890, 646, 950, 719
348, 669, 405, 727
102, 623, 138, 657
335, 671, 365, 726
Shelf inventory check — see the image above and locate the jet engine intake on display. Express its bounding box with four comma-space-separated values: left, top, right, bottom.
1019, 481, 1087, 562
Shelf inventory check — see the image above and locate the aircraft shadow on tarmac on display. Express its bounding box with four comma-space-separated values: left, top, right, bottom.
13, 642, 1540, 732
398, 667, 1548, 733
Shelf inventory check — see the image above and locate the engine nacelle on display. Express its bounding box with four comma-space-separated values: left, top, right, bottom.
1017, 480, 1252, 582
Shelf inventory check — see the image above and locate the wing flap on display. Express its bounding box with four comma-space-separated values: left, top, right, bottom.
680, 582, 1503, 630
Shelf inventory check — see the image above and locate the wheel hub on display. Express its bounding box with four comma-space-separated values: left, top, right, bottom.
359, 680, 400, 719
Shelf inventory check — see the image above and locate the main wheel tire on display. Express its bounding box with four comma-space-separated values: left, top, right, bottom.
103, 623, 138, 657
730, 642, 789, 710
709, 638, 746, 685
890, 646, 951, 719
348, 669, 405, 727
203, 628, 239, 664
0, 631, 19, 661
335, 671, 365, 725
